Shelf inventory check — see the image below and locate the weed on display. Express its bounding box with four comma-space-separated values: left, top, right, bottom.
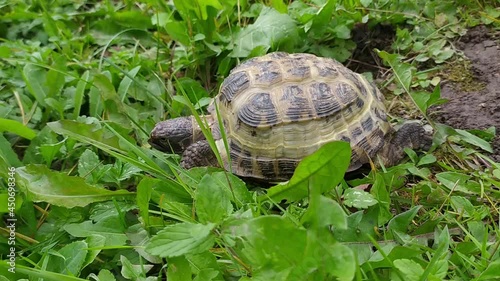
1, 0, 499, 280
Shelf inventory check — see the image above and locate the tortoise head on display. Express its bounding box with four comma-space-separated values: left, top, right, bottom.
149, 116, 197, 154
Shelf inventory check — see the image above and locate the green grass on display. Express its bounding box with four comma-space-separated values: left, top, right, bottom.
1, 0, 500, 280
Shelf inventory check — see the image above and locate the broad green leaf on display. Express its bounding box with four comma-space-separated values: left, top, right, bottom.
188, 252, 223, 281
265, 141, 351, 202
165, 21, 191, 46
417, 154, 437, 166
231, 7, 297, 57
89, 201, 137, 223
311, 0, 335, 30
125, 225, 163, 266
421, 227, 450, 280
333, 24, 351, 39
137, 177, 154, 226
16, 164, 133, 208
333, 210, 378, 242
0, 118, 37, 140
146, 222, 216, 258
172, 0, 221, 21
151, 12, 169, 26
306, 240, 355, 281
433, 123, 456, 146
193, 269, 221, 281
370, 173, 392, 225
456, 129, 493, 152
0, 134, 22, 167
394, 259, 423, 281
89, 77, 104, 117
404, 147, 419, 163
151, 177, 192, 203
467, 221, 487, 243
449, 196, 475, 217
46, 54, 66, 99
172, 0, 195, 19
49, 119, 164, 177
0, 193, 22, 213
117, 66, 141, 101
0, 261, 88, 281
78, 149, 111, 183
228, 216, 307, 270
195, 174, 233, 224
317, 43, 354, 62
47, 241, 88, 275
482, 6, 500, 25
120, 256, 154, 279
42, 10, 58, 37
0, 45, 12, 58
195, 0, 223, 20
95, 269, 115, 280
360, 0, 372, 8
227, 215, 355, 280
410, 90, 447, 115
64, 221, 128, 246
429, 260, 449, 280
343, 188, 377, 209
477, 259, 500, 280
150, 179, 194, 222
112, 11, 153, 29
22, 64, 48, 107
45, 97, 64, 118
83, 235, 106, 269
387, 205, 421, 236
410, 91, 431, 112
167, 256, 192, 281
39, 139, 65, 166
270, 0, 287, 13
93, 74, 125, 112
175, 77, 210, 106
468, 127, 495, 142
101, 160, 141, 185
22, 126, 60, 164
48, 120, 122, 151
301, 195, 347, 229
435, 172, 481, 193
209, 171, 252, 206
435, 48, 454, 63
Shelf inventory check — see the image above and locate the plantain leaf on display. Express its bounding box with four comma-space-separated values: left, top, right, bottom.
263, 141, 351, 202
0, 118, 37, 140
231, 7, 298, 57
22, 64, 48, 107
16, 164, 134, 208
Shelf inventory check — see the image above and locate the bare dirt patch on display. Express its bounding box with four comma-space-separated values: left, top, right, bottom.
432, 25, 500, 160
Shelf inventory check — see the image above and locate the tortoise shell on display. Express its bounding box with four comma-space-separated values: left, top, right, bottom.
213, 52, 392, 180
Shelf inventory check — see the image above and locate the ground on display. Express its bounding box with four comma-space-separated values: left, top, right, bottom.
433, 25, 500, 160
353, 24, 500, 160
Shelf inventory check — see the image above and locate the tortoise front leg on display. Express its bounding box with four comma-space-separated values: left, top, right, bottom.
181, 140, 220, 169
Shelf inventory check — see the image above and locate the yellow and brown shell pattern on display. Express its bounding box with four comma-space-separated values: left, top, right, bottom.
214, 52, 392, 181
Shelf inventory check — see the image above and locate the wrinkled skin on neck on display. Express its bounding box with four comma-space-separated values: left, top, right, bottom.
149, 115, 212, 154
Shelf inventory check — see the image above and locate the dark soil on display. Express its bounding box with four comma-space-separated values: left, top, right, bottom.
349, 24, 500, 160
432, 25, 500, 160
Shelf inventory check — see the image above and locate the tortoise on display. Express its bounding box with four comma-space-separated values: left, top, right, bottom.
149, 52, 428, 181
